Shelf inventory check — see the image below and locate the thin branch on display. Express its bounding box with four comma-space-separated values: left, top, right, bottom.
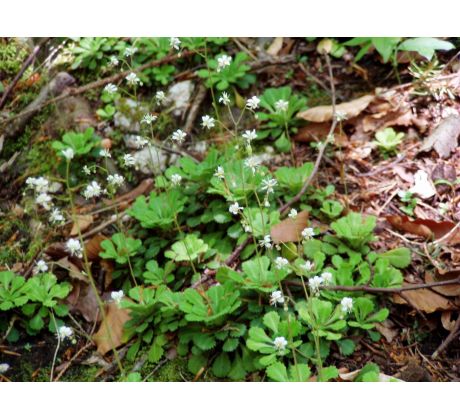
432, 314, 460, 359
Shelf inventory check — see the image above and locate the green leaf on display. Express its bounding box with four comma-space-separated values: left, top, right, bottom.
320, 365, 339, 382
379, 247, 411, 268
331, 212, 376, 250
212, 353, 232, 378
337, 339, 356, 356
100, 233, 142, 264
399, 37, 454, 60
266, 362, 289, 382
263, 312, 280, 334
222, 338, 239, 352
165, 234, 209, 262
371, 37, 400, 62
148, 334, 167, 363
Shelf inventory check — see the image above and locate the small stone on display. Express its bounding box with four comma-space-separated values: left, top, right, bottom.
113, 98, 148, 133
132, 146, 178, 175
166, 81, 195, 117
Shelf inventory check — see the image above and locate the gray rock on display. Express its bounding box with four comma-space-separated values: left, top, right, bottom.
113, 98, 148, 133
124, 134, 147, 149
133, 145, 178, 175
166, 80, 194, 117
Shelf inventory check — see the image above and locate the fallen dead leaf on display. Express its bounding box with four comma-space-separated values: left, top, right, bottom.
70, 214, 93, 236
441, 311, 457, 331
55, 256, 87, 282
339, 368, 402, 382
421, 115, 460, 158
425, 271, 460, 296
297, 94, 374, 123
393, 283, 456, 313
293, 122, 348, 145
266, 37, 283, 56
375, 320, 399, 343
84, 234, 108, 261
65, 280, 101, 323
386, 215, 460, 245
409, 170, 436, 199
93, 302, 131, 355
270, 210, 309, 244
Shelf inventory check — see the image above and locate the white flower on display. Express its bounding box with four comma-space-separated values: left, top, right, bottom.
341, 297, 353, 313
244, 156, 260, 174
217, 54, 232, 72
242, 129, 257, 145
219, 92, 230, 106
275, 257, 289, 270
201, 115, 216, 129
62, 148, 74, 160
49, 208, 64, 224
123, 154, 136, 167
141, 113, 157, 125
246, 96, 260, 110
301, 260, 314, 272
242, 220, 252, 233
26, 176, 49, 193
321, 272, 333, 285
261, 178, 277, 194
111, 290, 124, 304
133, 136, 149, 149
104, 83, 118, 95
229, 201, 243, 215
124, 46, 137, 57
308, 275, 324, 295
35, 193, 52, 210
155, 90, 166, 104
83, 181, 103, 200
302, 227, 315, 240
170, 37, 181, 50
171, 174, 182, 186
58, 325, 74, 340
125, 72, 141, 86
82, 165, 91, 175
66, 238, 83, 258
107, 174, 124, 188
99, 149, 111, 158
172, 129, 187, 144
273, 336, 288, 352
275, 99, 289, 113
259, 235, 272, 249
264, 199, 270, 208
109, 56, 119, 67
0, 363, 10, 374
34, 259, 48, 274
214, 166, 225, 179
270, 290, 285, 306
288, 208, 298, 219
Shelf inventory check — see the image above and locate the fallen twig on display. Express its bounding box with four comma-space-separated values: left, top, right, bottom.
432, 313, 460, 359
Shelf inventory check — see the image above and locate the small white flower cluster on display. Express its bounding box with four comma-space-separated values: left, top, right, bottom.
246, 96, 260, 111
66, 238, 83, 258
99, 149, 111, 158
25, 176, 64, 223
214, 166, 225, 180
288, 208, 298, 219
111, 290, 124, 304
301, 260, 314, 272
302, 227, 315, 240
229, 201, 243, 215
155, 91, 166, 105
107, 174, 125, 189
171, 129, 187, 144
124, 46, 137, 57
141, 113, 157, 125
217, 54, 232, 72
109, 56, 119, 67
125, 72, 141, 86
83, 181, 103, 200
261, 178, 277, 195
270, 290, 285, 306
341, 297, 353, 314
171, 174, 182, 186
275, 99, 289, 113
133, 136, 149, 149
170, 37, 181, 50
201, 115, 216, 129
259, 235, 272, 249
242, 129, 257, 147
308, 272, 333, 295
273, 336, 288, 352
0, 363, 10, 374
219, 92, 230, 106
274, 257, 289, 270
58, 325, 74, 340
104, 83, 118, 95
62, 148, 75, 160
244, 156, 260, 174
33, 259, 48, 275
123, 154, 136, 167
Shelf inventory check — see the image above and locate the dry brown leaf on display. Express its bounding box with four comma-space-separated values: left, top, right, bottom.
425, 271, 460, 297
386, 215, 460, 245
55, 257, 87, 282
393, 283, 456, 313
293, 122, 348, 145
270, 210, 309, 244
85, 234, 108, 261
65, 280, 101, 323
266, 37, 283, 56
93, 302, 131, 355
70, 214, 93, 236
441, 311, 456, 331
297, 94, 374, 123
375, 320, 399, 343
421, 115, 460, 158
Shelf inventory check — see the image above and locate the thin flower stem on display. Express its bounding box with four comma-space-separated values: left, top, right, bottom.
49, 310, 60, 382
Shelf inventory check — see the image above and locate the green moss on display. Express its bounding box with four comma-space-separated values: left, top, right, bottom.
0, 39, 29, 80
